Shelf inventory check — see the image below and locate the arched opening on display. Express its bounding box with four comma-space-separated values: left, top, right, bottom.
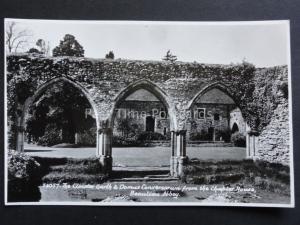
110, 80, 174, 176
232, 123, 239, 133
22, 78, 98, 158
187, 84, 247, 160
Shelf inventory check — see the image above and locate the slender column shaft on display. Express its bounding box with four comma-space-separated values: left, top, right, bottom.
16, 126, 24, 152
176, 130, 187, 157
171, 131, 176, 157
246, 133, 250, 158
96, 127, 113, 174
96, 128, 112, 157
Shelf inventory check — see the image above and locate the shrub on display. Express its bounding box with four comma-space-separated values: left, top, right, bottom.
137, 131, 166, 141
231, 132, 246, 147
7, 150, 42, 202
217, 129, 231, 142
37, 124, 61, 146
77, 127, 96, 146
189, 130, 211, 141
112, 135, 141, 147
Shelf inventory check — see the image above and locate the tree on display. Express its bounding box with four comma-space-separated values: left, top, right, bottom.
162, 50, 177, 63
27, 48, 42, 54
105, 51, 114, 59
36, 39, 51, 55
52, 34, 84, 57
26, 82, 94, 145
5, 21, 33, 53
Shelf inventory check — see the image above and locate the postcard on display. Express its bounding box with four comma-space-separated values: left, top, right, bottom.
4, 19, 294, 207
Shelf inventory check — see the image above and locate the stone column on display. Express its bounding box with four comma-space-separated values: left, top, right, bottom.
170, 130, 188, 177
96, 127, 113, 174
246, 133, 251, 158
170, 131, 177, 176
247, 130, 258, 159
16, 125, 25, 152
16, 116, 24, 152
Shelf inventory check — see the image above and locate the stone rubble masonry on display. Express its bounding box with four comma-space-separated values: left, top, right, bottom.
6, 54, 291, 164
257, 98, 290, 165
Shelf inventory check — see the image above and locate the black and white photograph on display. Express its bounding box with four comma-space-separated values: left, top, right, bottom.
4, 19, 294, 207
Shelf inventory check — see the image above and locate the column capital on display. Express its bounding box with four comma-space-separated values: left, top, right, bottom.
247, 130, 259, 136
98, 127, 113, 134
176, 130, 187, 136
170, 130, 187, 135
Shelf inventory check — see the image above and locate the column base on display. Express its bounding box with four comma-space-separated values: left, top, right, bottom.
170, 156, 188, 178
99, 155, 113, 174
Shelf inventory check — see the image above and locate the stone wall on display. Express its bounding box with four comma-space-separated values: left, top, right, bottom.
6, 54, 291, 165
6, 54, 259, 130
254, 66, 290, 164
257, 94, 290, 164
230, 108, 247, 135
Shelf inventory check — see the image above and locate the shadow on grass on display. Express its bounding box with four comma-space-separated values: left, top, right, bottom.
25, 149, 54, 152
111, 170, 169, 179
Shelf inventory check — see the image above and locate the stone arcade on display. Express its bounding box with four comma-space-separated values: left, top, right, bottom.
6, 54, 290, 177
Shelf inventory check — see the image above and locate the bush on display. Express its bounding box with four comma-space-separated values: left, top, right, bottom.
137, 131, 166, 141
77, 127, 96, 146
217, 129, 231, 142
189, 130, 211, 141
231, 132, 246, 147
112, 135, 141, 147
37, 124, 61, 146
7, 150, 42, 202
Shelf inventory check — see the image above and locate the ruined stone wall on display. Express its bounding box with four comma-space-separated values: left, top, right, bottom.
186, 103, 235, 140
6, 54, 258, 130
6, 54, 291, 164
255, 67, 290, 164
257, 98, 290, 164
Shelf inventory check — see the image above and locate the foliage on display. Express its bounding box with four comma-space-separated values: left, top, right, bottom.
162, 50, 177, 63
279, 82, 288, 99
231, 132, 246, 147
27, 48, 42, 54
52, 34, 84, 57
5, 55, 288, 150
105, 51, 115, 59
112, 135, 141, 147
7, 67, 37, 149
216, 129, 231, 142
77, 127, 97, 146
26, 81, 95, 144
183, 159, 290, 194
7, 150, 42, 202
5, 21, 32, 53
115, 117, 141, 138
37, 124, 62, 146
137, 131, 166, 141
189, 130, 212, 141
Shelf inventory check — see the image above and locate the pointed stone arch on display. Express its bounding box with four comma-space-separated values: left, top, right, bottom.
17, 76, 99, 152
187, 82, 237, 110
232, 122, 239, 133
109, 79, 177, 130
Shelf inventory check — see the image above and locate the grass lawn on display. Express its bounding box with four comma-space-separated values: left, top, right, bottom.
37, 158, 291, 204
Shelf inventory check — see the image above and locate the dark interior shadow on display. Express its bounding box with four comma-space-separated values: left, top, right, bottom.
111, 170, 170, 178
24, 149, 54, 152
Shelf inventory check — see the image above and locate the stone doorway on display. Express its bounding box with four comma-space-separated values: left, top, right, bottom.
145, 116, 155, 132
